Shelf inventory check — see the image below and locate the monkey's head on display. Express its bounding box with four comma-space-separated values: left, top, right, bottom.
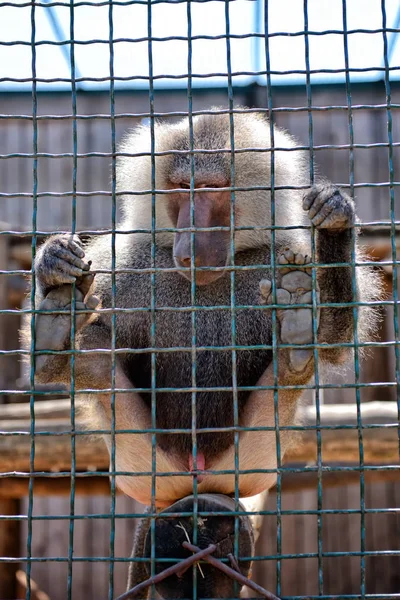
118, 109, 308, 286
166, 115, 231, 285
163, 111, 269, 286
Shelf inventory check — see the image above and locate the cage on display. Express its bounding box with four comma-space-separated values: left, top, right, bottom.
0, 1, 399, 599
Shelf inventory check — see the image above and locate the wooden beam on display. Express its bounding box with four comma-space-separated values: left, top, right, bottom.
0, 398, 70, 420
278, 465, 400, 493
288, 400, 400, 463
0, 420, 107, 472
0, 498, 20, 600
0, 467, 399, 500
0, 476, 114, 499
0, 402, 398, 473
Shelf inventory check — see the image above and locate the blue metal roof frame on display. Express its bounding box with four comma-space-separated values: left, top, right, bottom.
0, 0, 399, 93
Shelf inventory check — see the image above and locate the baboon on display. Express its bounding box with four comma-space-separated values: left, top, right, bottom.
24, 110, 381, 597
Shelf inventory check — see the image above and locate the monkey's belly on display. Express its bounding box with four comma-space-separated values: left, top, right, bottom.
112, 432, 279, 507
124, 333, 272, 463
104, 388, 294, 507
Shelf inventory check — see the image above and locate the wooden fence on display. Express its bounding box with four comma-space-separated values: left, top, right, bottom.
0, 84, 399, 599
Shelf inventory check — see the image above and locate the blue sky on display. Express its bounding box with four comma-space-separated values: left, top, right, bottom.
0, 0, 399, 92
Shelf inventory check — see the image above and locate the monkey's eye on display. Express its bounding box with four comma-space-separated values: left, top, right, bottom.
179, 182, 191, 190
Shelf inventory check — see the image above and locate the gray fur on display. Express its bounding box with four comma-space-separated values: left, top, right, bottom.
24, 109, 382, 498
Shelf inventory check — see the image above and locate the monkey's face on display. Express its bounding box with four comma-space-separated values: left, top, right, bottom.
170, 181, 231, 286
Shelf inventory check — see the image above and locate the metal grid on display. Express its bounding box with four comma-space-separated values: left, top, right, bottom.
0, 1, 399, 599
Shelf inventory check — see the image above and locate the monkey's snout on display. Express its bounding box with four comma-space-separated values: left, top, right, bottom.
175, 255, 202, 269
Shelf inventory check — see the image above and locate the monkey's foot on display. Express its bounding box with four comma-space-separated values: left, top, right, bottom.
142, 494, 254, 599
303, 183, 355, 229
260, 249, 320, 373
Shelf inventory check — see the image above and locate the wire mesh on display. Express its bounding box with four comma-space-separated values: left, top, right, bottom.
0, 1, 399, 600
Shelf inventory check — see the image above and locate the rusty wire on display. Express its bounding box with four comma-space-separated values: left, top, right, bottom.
116, 541, 282, 600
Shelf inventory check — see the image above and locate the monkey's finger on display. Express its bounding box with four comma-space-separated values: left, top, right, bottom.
67, 236, 85, 259
304, 185, 339, 216
86, 295, 100, 310
53, 246, 90, 272
307, 188, 340, 221
311, 198, 342, 227
52, 260, 87, 280
302, 184, 325, 211
311, 204, 336, 227
73, 302, 92, 329
44, 271, 79, 285
77, 272, 95, 297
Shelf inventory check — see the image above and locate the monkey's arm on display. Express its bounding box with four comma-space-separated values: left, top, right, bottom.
26, 233, 116, 390
29, 281, 116, 392
304, 184, 381, 364
316, 226, 354, 362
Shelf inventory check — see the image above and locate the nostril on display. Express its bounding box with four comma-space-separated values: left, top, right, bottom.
179, 257, 191, 268
175, 254, 202, 268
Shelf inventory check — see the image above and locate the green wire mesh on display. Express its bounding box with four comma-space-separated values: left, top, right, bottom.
0, 1, 399, 599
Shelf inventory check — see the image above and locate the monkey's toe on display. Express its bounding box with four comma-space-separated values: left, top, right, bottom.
142, 494, 254, 599
279, 250, 311, 275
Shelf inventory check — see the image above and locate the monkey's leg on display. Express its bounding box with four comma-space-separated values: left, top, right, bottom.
126, 508, 151, 599
303, 184, 359, 363
30, 277, 127, 396
32, 278, 107, 385
240, 492, 268, 546
220, 253, 320, 501
127, 495, 254, 599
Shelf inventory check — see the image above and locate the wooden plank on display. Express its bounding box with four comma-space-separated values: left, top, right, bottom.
1, 466, 399, 500
0, 421, 108, 472
0, 477, 114, 498
1, 398, 396, 425
0, 398, 71, 420
1, 402, 398, 473
0, 498, 20, 600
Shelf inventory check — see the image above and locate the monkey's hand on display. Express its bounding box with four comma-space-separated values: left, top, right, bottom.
260, 249, 320, 373
35, 233, 91, 294
303, 183, 355, 230
35, 274, 100, 377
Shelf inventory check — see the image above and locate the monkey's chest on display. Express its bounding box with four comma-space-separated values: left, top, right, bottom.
122, 304, 272, 459
113, 246, 273, 459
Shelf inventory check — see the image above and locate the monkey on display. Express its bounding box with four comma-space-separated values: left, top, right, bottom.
23, 110, 382, 597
